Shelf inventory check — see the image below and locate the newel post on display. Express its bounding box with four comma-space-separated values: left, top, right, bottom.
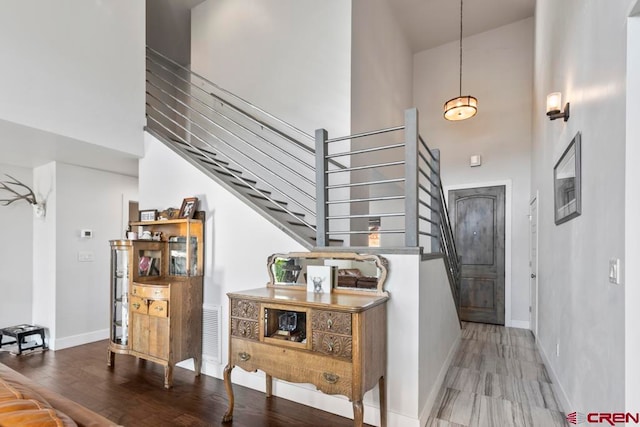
315, 128, 329, 247
404, 108, 419, 247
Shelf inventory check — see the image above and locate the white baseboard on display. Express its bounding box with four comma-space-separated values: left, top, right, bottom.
419, 336, 461, 426
508, 319, 531, 329
535, 340, 572, 412
53, 328, 109, 351
199, 359, 421, 427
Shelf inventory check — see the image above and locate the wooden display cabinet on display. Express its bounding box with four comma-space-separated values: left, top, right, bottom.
223, 252, 389, 427
108, 213, 204, 388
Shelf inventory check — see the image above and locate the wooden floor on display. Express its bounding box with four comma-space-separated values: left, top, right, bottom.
426, 322, 568, 426
0, 339, 365, 426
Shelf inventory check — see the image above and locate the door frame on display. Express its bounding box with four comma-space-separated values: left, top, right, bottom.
529, 192, 539, 338
444, 180, 512, 326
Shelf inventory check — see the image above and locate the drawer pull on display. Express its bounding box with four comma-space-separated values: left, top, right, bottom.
241, 329, 246, 336
132, 303, 140, 309
132, 288, 137, 295
322, 372, 339, 384
238, 352, 251, 362
327, 318, 333, 329
155, 306, 163, 312
327, 342, 334, 352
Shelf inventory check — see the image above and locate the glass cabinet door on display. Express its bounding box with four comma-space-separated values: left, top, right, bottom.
111, 245, 130, 346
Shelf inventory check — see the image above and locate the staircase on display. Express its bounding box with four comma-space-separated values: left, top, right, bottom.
145, 46, 461, 307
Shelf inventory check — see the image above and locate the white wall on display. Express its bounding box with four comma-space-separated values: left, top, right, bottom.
532, 0, 632, 413
190, 0, 352, 138
626, 6, 640, 414
418, 258, 461, 424
0, 164, 34, 327
32, 162, 138, 350
414, 18, 534, 326
0, 0, 145, 157
350, 0, 414, 246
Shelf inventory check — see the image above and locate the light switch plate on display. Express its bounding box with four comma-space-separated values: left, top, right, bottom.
609, 258, 620, 284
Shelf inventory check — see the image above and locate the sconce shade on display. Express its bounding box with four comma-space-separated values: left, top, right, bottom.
444, 95, 478, 121
546, 92, 562, 115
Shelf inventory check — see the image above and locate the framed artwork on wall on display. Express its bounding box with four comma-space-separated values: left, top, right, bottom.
554, 132, 582, 225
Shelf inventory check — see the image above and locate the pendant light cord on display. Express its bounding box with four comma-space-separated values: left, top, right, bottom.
459, 0, 463, 96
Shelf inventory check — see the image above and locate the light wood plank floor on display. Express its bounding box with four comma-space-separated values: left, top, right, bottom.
426, 322, 569, 427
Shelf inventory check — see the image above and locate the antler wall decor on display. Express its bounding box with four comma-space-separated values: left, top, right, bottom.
0, 174, 46, 217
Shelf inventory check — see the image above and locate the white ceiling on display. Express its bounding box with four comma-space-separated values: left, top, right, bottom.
390, 0, 536, 52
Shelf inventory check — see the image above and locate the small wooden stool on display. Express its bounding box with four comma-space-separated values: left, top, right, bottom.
0, 324, 47, 355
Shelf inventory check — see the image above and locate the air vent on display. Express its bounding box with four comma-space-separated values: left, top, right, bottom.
202, 304, 221, 363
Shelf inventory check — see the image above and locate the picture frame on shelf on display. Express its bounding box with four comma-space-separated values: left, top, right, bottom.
179, 197, 199, 219
139, 209, 158, 222
553, 132, 582, 225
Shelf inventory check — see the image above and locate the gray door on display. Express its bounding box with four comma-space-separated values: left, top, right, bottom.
449, 186, 505, 325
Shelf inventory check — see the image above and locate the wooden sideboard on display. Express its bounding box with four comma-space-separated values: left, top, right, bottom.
222, 287, 389, 426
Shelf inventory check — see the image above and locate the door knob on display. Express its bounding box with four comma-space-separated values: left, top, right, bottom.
531, 273, 536, 279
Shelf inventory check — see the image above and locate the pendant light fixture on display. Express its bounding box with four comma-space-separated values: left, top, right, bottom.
443, 0, 478, 121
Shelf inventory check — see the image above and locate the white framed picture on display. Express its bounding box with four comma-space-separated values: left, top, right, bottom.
306, 265, 333, 293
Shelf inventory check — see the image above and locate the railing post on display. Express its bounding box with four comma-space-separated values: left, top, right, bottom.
431, 149, 441, 252
404, 108, 419, 247
315, 128, 329, 247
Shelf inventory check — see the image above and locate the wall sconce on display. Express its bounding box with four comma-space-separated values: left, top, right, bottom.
546, 92, 570, 122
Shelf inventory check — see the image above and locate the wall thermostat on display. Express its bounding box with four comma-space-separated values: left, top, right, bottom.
80, 229, 93, 239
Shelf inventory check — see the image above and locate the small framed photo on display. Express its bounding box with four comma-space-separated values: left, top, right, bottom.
306, 265, 333, 294
553, 132, 581, 225
179, 197, 199, 219
139, 209, 157, 222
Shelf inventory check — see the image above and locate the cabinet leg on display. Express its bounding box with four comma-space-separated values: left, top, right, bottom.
163, 364, 173, 389
352, 400, 364, 427
107, 350, 115, 367
222, 364, 234, 423
193, 355, 202, 377
379, 376, 387, 427
265, 374, 273, 397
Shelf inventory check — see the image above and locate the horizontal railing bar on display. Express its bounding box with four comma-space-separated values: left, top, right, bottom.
418, 151, 439, 176
146, 76, 316, 187
327, 229, 405, 235
418, 199, 438, 213
326, 195, 405, 204
419, 215, 438, 226
146, 93, 316, 203
146, 46, 314, 141
418, 183, 437, 200
326, 178, 406, 190
325, 125, 405, 143
325, 143, 405, 159
326, 160, 405, 174
418, 167, 438, 189
419, 231, 439, 238
208, 91, 346, 171
419, 135, 437, 161
146, 119, 316, 228
146, 102, 316, 217
327, 213, 405, 220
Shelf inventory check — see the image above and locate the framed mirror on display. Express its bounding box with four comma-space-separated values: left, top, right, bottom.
554, 132, 581, 225
267, 252, 388, 295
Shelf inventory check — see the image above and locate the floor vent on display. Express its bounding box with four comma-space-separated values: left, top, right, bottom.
202, 304, 221, 363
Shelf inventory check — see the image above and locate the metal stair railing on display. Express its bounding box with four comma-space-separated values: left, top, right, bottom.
315, 108, 461, 305
145, 46, 325, 232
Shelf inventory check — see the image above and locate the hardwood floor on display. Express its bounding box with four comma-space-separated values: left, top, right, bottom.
426, 322, 569, 427
1, 323, 568, 426
0, 339, 364, 426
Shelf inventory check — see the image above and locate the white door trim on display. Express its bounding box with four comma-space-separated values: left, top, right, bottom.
444, 180, 513, 327
529, 192, 539, 338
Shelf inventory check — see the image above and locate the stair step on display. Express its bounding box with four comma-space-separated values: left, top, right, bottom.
249, 193, 288, 206
188, 148, 219, 159
267, 206, 305, 218
231, 179, 259, 188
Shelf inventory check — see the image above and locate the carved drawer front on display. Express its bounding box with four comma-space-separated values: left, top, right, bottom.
312, 332, 353, 359
311, 311, 351, 335
149, 300, 168, 318
132, 284, 169, 300
130, 296, 147, 315
230, 318, 259, 341
231, 299, 259, 320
